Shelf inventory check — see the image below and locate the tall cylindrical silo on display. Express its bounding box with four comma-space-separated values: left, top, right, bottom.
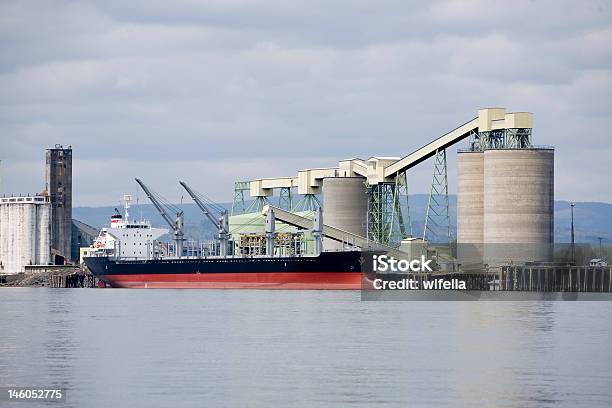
322, 177, 367, 251
34, 204, 41, 264
483, 148, 554, 266
2, 204, 9, 271
9, 204, 22, 273
457, 151, 484, 269
23, 202, 35, 269
37, 203, 51, 265
0, 204, 6, 272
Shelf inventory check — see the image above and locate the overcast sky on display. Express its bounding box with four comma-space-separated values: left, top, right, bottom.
1, 0, 611, 206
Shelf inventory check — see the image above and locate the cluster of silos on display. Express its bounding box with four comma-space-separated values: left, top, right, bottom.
457, 148, 554, 269
322, 177, 367, 250
0, 196, 51, 274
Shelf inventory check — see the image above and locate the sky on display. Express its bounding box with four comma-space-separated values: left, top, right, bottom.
1, 0, 611, 206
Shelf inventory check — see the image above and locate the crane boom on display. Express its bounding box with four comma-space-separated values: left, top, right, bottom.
136, 178, 175, 229
135, 178, 185, 258
179, 181, 219, 228
179, 181, 229, 257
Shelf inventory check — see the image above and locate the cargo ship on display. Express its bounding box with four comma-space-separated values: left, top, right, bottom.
85, 251, 368, 289
84, 196, 372, 289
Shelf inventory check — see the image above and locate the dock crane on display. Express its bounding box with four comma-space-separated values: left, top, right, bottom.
135, 178, 185, 258
179, 181, 229, 257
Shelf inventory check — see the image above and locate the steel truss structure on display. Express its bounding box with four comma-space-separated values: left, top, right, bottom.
468, 128, 532, 152
232, 182, 319, 215
293, 194, 320, 212
231, 181, 249, 215
247, 196, 270, 213
367, 172, 412, 246
423, 149, 452, 245
279, 187, 292, 211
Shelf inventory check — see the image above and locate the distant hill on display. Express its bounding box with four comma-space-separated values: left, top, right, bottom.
73, 195, 612, 244
554, 201, 612, 243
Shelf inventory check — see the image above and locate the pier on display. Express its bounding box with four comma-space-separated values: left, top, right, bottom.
48, 273, 98, 288
379, 265, 612, 292
0, 265, 99, 288
499, 265, 612, 292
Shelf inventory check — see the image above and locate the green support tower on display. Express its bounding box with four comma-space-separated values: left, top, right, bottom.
367, 171, 412, 246
423, 149, 452, 245
231, 181, 249, 215
279, 187, 293, 211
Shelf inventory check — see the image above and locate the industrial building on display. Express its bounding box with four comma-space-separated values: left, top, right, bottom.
0, 144, 83, 278
71, 219, 98, 262
457, 109, 554, 268
220, 107, 554, 271
120, 107, 555, 274
46, 144, 72, 264
0, 195, 51, 274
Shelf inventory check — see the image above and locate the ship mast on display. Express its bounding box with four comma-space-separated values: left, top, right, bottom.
123, 194, 132, 224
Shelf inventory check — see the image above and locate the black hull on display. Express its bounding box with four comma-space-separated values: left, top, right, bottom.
84, 251, 374, 289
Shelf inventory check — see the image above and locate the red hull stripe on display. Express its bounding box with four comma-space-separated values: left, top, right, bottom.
101, 272, 364, 290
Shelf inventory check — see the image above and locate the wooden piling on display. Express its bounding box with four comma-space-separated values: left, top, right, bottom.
49, 273, 98, 288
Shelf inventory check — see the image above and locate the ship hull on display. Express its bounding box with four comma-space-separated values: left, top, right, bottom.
85, 251, 372, 290
95, 272, 364, 289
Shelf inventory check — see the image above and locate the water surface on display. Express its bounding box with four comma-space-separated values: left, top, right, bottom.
1, 288, 611, 407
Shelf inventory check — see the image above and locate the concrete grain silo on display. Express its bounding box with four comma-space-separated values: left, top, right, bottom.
322, 177, 367, 251
483, 148, 554, 266
456, 151, 485, 269
37, 204, 51, 265
0, 195, 51, 274
21, 203, 35, 271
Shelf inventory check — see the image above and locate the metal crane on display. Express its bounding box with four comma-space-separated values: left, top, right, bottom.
179, 181, 229, 257
135, 178, 185, 258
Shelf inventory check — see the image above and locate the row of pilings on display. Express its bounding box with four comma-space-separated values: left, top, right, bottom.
378, 265, 612, 292
49, 273, 98, 288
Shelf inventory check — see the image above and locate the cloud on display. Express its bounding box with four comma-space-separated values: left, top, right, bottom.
0, 0, 611, 206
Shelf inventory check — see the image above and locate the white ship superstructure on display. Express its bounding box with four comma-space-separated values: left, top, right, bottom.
91, 196, 167, 259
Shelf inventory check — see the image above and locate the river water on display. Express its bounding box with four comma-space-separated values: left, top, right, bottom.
1, 288, 611, 407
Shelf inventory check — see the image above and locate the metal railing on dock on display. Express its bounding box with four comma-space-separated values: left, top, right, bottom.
500, 265, 612, 292
378, 265, 612, 292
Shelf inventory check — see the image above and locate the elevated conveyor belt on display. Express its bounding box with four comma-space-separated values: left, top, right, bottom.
384, 117, 479, 177
262, 205, 408, 258
244, 109, 531, 194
